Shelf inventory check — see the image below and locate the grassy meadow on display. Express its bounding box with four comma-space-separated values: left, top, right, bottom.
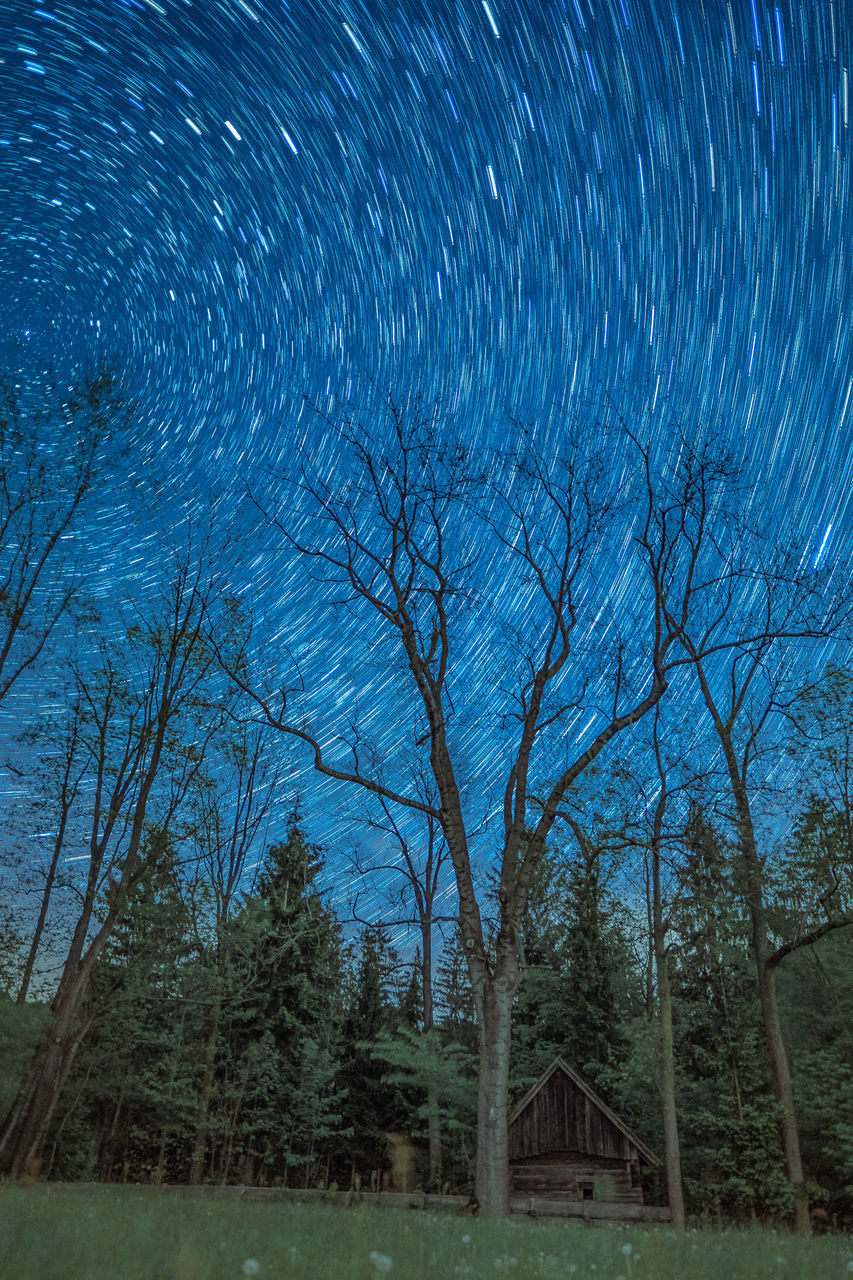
0, 1184, 850, 1280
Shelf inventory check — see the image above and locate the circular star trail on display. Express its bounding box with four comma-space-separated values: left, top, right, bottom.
2, 0, 852, 872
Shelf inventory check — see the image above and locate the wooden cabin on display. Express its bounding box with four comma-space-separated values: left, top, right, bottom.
508, 1058, 659, 1211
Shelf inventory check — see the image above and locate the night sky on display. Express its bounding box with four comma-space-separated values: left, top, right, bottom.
2, 0, 853, 918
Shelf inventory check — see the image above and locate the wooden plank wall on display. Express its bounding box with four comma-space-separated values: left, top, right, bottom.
510, 1154, 642, 1204
508, 1069, 636, 1163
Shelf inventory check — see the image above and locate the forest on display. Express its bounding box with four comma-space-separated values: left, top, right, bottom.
1, 371, 852, 1230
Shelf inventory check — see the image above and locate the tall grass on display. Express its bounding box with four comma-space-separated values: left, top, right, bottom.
0, 1185, 849, 1279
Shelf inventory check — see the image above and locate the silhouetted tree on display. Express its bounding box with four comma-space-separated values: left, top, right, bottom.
225, 400, 758, 1213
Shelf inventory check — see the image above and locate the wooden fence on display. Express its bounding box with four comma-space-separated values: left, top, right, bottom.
155, 1183, 671, 1223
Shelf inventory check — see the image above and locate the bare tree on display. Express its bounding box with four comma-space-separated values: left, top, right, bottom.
225, 401, 748, 1214
1, 549, 231, 1177
0, 369, 126, 706
667, 549, 853, 1231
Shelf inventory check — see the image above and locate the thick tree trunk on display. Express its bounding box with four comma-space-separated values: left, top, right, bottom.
8, 984, 86, 1177
473, 967, 516, 1216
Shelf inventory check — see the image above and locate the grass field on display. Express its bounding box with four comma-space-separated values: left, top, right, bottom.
0, 1184, 850, 1280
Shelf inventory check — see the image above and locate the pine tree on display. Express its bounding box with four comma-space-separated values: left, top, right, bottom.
220, 821, 344, 1187
669, 810, 790, 1220
512, 844, 635, 1096
335, 924, 404, 1187
46, 834, 199, 1183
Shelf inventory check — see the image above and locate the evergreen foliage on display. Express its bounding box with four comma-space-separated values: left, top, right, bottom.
511, 847, 636, 1096
3, 702, 853, 1222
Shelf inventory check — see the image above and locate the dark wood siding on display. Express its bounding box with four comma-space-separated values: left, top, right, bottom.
509, 1067, 638, 1163
510, 1153, 643, 1203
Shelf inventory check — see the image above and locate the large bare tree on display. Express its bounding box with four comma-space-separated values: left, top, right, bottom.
227, 402, 748, 1214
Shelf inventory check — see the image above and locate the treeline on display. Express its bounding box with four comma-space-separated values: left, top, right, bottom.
1, 369, 852, 1226
2, 802, 850, 1223
0, 814, 479, 1193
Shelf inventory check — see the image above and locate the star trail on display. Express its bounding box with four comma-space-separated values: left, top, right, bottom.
2, 0, 853, 872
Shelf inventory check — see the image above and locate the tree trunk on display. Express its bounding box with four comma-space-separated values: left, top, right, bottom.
421, 916, 442, 1189
473, 965, 516, 1216
155, 1128, 168, 1185
17, 803, 71, 1004
426, 1090, 442, 1191
651, 785, 686, 1229
98, 1079, 127, 1180
8, 975, 89, 1177
188, 990, 222, 1184
726, 761, 809, 1231
755, 950, 809, 1230
693, 660, 811, 1235
654, 921, 685, 1228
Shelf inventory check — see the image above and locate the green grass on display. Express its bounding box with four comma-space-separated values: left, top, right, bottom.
0, 1185, 850, 1280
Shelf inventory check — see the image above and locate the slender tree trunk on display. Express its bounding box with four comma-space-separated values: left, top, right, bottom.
650, 784, 686, 1229
426, 1091, 442, 1191
17, 806, 71, 1005
98, 1078, 127, 1179
188, 990, 222, 1184
221, 1082, 245, 1185
420, 916, 442, 1189
754, 940, 809, 1229
155, 1128, 168, 1185
653, 912, 685, 1228
44, 1062, 93, 1180
727, 764, 809, 1231
472, 957, 517, 1216
693, 661, 811, 1234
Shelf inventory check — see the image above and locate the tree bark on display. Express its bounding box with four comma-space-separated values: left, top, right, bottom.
655, 948, 685, 1228
653, 897, 685, 1227
8, 972, 89, 1177
729, 784, 809, 1230
688, 652, 810, 1233
420, 913, 442, 1190
650, 770, 686, 1229
472, 956, 518, 1216
715, 723, 809, 1230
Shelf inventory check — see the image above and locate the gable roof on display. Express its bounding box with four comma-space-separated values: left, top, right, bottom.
508, 1057, 659, 1167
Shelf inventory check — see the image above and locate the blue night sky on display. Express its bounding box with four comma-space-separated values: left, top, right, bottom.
2, 0, 852, 917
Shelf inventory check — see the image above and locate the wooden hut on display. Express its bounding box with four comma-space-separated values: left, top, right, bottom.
508, 1058, 659, 1210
